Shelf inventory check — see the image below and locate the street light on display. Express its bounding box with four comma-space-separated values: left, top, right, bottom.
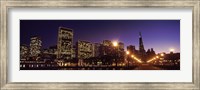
112, 41, 118, 69
112, 41, 118, 47
161, 53, 164, 57
126, 51, 130, 69
126, 51, 130, 55
170, 48, 175, 52
131, 55, 134, 58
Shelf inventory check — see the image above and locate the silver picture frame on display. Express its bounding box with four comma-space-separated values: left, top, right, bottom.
0, 0, 199, 89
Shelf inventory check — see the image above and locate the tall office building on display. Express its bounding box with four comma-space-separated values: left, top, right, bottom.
139, 32, 146, 61
76, 40, 93, 59
127, 45, 136, 53
20, 44, 29, 60
100, 40, 113, 56
118, 42, 125, 60
118, 42, 124, 51
102, 40, 112, 46
72, 45, 76, 58
30, 36, 42, 57
93, 43, 101, 57
57, 27, 73, 60
139, 32, 145, 53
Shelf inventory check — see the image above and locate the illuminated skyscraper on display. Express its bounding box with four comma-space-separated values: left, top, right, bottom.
57, 27, 73, 60
30, 36, 42, 57
20, 44, 29, 60
139, 32, 146, 61
76, 40, 93, 59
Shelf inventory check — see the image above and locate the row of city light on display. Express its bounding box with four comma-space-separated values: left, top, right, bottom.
147, 53, 165, 63
112, 40, 175, 64
126, 51, 142, 63
147, 48, 175, 63
112, 41, 142, 63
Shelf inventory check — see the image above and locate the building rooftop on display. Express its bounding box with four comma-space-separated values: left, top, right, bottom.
59, 26, 73, 32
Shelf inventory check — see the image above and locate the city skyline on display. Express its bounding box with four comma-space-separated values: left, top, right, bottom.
20, 20, 180, 70
20, 20, 180, 53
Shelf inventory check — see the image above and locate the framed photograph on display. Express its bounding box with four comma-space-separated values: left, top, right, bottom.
1, 0, 199, 90
19, 20, 180, 70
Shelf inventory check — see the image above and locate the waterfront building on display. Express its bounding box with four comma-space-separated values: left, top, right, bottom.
30, 36, 42, 58
20, 44, 29, 60
57, 27, 73, 60
76, 40, 93, 59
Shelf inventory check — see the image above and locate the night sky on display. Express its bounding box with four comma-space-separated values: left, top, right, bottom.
20, 20, 180, 53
